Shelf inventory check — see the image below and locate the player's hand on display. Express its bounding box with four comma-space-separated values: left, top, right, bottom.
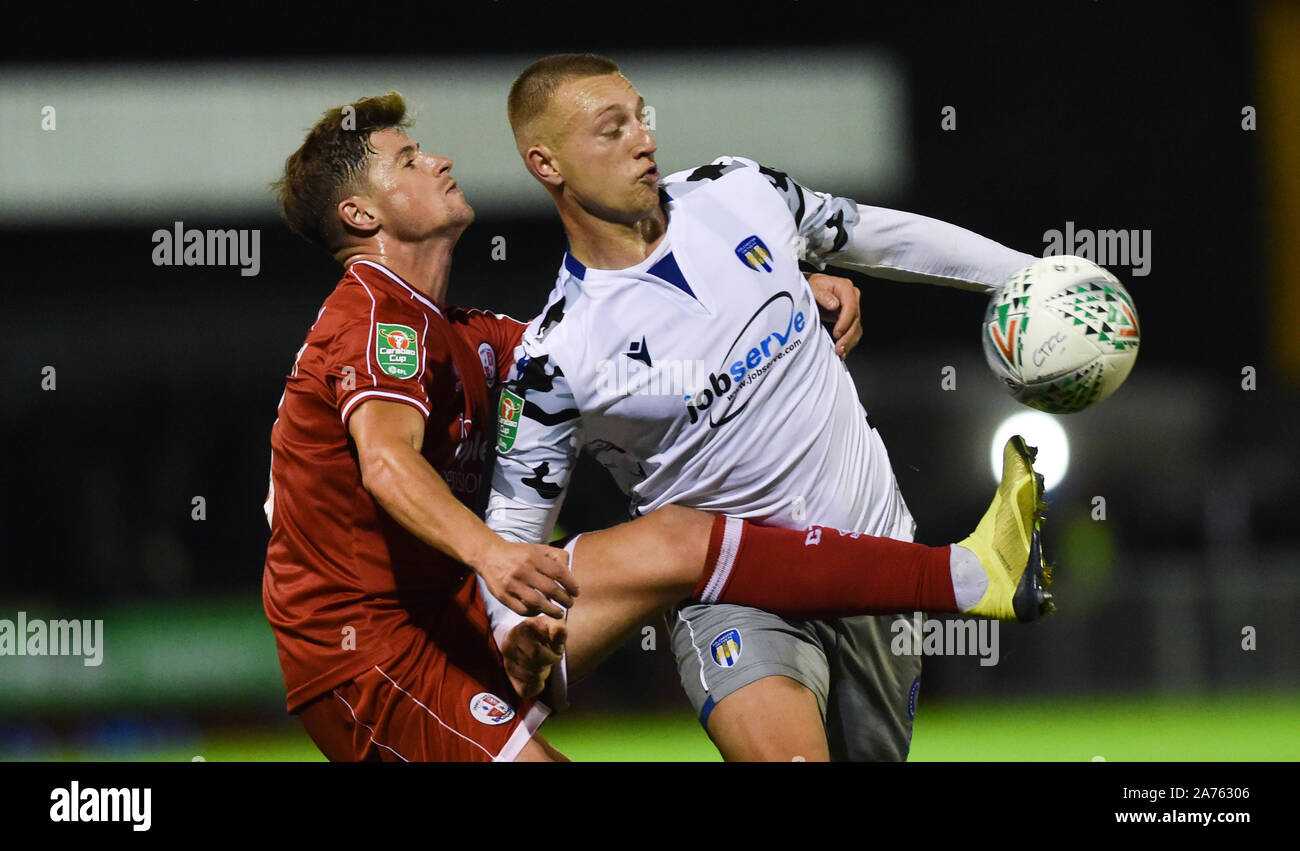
477, 539, 579, 618
807, 272, 863, 359
501, 615, 567, 700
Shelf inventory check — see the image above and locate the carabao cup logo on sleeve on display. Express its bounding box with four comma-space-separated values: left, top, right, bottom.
497, 389, 524, 452
376, 323, 420, 379
710, 628, 743, 667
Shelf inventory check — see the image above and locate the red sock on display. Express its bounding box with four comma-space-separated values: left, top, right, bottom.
693, 517, 958, 618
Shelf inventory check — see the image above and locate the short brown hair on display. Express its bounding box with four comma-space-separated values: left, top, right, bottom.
507, 53, 621, 148
273, 91, 412, 252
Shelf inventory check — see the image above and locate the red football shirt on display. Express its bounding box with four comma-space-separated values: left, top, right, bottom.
262, 259, 525, 712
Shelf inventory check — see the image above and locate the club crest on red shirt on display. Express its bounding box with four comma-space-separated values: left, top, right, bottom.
478, 341, 497, 388
469, 692, 516, 726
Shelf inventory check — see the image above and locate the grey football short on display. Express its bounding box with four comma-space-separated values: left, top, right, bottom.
670, 604, 922, 761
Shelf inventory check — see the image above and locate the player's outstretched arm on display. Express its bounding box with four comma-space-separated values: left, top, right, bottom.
347, 398, 579, 618
826, 203, 1037, 293
703, 156, 1035, 293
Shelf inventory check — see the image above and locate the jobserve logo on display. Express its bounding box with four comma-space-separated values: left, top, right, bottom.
684, 291, 806, 427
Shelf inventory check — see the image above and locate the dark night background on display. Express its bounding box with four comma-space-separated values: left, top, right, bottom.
0, 0, 1295, 754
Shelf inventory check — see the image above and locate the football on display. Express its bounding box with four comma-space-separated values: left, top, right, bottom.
982, 256, 1140, 413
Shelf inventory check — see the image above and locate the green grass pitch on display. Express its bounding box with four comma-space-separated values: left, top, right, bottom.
18, 691, 1297, 761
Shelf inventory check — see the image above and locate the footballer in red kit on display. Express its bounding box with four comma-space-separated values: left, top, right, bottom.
261, 90, 1044, 763
262, 93, 576, 761
263, 259, 542, 757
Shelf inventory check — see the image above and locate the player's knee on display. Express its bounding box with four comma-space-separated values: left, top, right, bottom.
744, 740, 827, 762
644, 505, 714, 584
707, 676, 830, 762
712, 723, 830, 762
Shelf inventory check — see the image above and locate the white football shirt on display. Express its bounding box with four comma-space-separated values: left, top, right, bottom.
487, 155, 1039, 549
480, 156, 1036, 646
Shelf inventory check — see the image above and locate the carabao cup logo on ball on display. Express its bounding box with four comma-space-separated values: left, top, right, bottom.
984, 282, 1028, 377
684, 292, 807, 427
982, 257, 1141, 414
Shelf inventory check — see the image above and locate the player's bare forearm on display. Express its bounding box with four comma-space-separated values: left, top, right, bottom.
348, 399, 577, 616
360, 436, 497, 566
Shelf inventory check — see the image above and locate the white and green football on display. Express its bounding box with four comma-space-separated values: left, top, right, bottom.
982, 256, 1140, 414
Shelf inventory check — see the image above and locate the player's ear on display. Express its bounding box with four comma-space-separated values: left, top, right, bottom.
337, 195, 381, 237
525, 145, 564, 190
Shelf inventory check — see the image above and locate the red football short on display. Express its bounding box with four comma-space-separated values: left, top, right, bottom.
296, 576, 549, 762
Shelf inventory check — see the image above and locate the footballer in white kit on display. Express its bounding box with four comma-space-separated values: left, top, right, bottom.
487, 155, 1034, 759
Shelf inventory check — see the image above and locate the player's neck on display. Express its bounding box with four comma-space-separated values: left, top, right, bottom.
561, 203, 667, 271
338, 234, 457, 304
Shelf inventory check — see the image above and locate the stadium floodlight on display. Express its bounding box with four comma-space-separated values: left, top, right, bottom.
990, 411, 1070, 491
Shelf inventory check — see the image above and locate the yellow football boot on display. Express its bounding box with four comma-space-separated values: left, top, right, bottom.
960, 435, 1054, 622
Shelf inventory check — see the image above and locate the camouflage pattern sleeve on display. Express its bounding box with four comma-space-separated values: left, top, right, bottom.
485, 334, 583, 545
685, 155, 860, 270
714, 156, 1035, 291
